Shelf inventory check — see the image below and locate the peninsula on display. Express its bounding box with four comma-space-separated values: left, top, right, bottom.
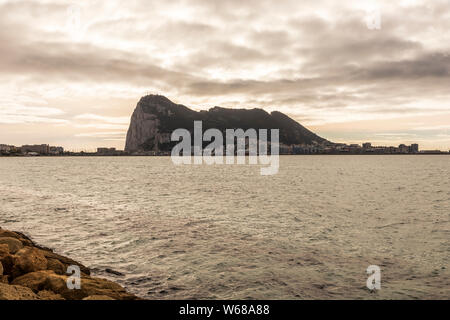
1, 95, 449, 156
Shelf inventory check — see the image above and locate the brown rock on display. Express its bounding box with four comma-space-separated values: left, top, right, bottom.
46, 258, 66, 275
83, 295, 115, 300
0, 245, 11, 276
12, 270, 137, 300
0, 237, 23, 254
9, 231, 35, 247
0, 227, 137, 300
0, 282, 39, 300
0, 254, 14, 276
0, 230, 20, 239
0, 275, 9, 284
11, 270, 53, 292
78, 277, 136, 300
12, 247, 48, 278
41, 272, 132, 300
41, 251, 90, 276
0, 244, 9, 258
37, 290, 65, 300
41, 272, 72, 297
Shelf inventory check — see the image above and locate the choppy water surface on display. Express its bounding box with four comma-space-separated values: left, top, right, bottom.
0, 156, 448, 299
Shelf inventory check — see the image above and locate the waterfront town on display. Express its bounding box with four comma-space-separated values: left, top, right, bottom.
0, 142, 449, 156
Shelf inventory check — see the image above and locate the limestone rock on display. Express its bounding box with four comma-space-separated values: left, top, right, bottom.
11, 270, 52, 291
0, 244, 13, 276
0, 230, 33, 247
41, 251, 90, 275
0, 282, 39, 300
1, 227, 137, 300
12, 233, 34, 247
77, 276, 136, 300
46, 258, 66, 275
83, 295, 115, 300
0, 237, 23, 254
0, 275, 9, 284
125, 96, 166, 152
12, 247, 48, 278
0, 229, 20, 239
12, 270, 137, 300
0, 244, 9, 258
0, 254, 14, 276
124, 94, 329, 153
37, 290, 65, 300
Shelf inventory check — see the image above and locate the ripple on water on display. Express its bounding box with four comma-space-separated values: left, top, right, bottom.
0, 156, 449, 299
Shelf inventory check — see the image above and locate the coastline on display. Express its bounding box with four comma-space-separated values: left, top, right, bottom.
0, 153, 449, 157
0, 226, 139, 300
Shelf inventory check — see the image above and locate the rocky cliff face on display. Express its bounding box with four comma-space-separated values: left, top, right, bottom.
125, 102, 163, 153
125, 95, 329, 153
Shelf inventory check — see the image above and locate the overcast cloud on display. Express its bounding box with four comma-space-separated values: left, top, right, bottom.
1, 0, 449, 150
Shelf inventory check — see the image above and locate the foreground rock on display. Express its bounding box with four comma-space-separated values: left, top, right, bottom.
0, 283, 38, 300
0, 226, 138, 300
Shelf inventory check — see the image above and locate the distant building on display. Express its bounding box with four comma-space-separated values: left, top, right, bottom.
0, 144, 11, 152
21, 144, 49, 155
410, 144, 419, 153
362, 142, 372, 149
49, 146, 64, 155
398, 144, 409, 153
97, 147, 117, 155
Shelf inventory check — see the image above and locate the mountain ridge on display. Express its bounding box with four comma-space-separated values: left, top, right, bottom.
125, 95, 330, 152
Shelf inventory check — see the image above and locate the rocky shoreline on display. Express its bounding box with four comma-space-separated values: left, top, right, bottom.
0, 226, 139, 300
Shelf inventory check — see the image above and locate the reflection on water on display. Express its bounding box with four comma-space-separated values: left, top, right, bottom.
0, 155, 449, 299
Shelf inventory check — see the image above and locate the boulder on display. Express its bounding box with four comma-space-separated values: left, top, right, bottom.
0, 244, 12, 275
12, 247, 48, 278
105, 268, 125, 276
0, 244, 9, 258
42, 273, 135, 300
10, 231, 34, 247
0, 227, 137, 300
0, 275, 8, 284
0, 229, 20, 239
0, 237, 23, 254
83, 295, 115, 300
41, 251, 90, 275
0, 254, 14, 276
12, 270, 137, 300
77, 276, 136, 300
37, 290, 65, 300
46, 258, 66, 275
11, 270, 54, 292
0, 282, 39, 300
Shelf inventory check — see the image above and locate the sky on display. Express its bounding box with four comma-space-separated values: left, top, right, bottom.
1, 0, 449, 151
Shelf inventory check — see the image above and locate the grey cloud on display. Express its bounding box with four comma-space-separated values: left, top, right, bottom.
355, 52, 450, 80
